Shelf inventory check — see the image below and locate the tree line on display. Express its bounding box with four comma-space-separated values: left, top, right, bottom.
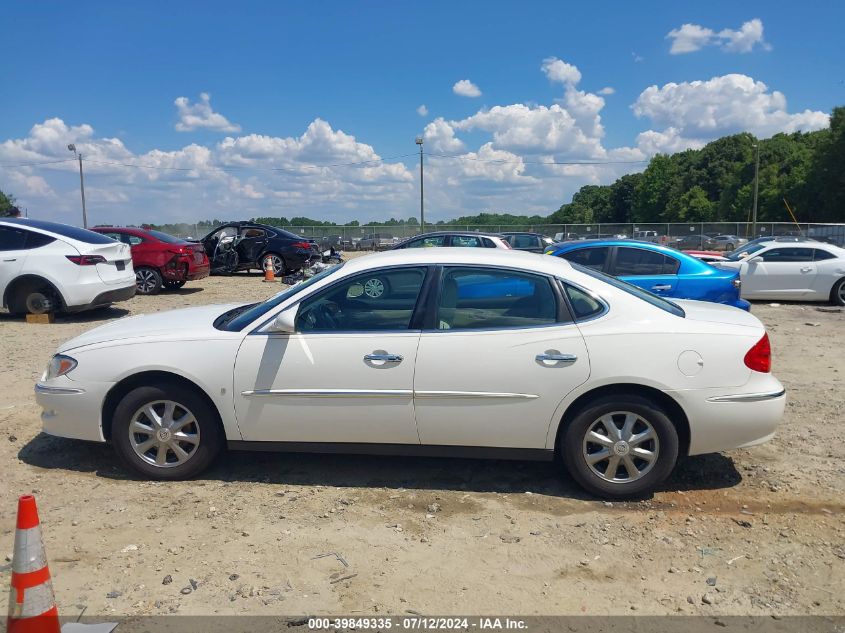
3, 106, 843, 227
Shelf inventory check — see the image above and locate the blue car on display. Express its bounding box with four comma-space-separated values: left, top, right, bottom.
544, 240, 750, 310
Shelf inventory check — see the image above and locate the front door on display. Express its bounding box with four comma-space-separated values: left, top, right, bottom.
742, 247, 817, 298
233, 266, 430, 443
413, 266, 590, 449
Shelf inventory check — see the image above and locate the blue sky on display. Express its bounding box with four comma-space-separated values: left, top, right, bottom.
1, 1, 842, 225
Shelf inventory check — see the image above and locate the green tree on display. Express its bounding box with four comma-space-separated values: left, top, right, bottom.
0, 189, 16, 216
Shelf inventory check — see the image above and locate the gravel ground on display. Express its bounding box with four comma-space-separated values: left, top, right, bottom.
1, 258, 843, 617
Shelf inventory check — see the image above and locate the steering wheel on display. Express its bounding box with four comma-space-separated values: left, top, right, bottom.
310, 302, 341, 329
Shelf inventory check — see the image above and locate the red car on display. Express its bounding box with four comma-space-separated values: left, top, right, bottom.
91, 226, 210, 294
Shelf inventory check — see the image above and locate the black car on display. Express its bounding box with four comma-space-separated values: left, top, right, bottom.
200, 222, 319, 275
501, 232, 555, 253
390, 231, 509, 249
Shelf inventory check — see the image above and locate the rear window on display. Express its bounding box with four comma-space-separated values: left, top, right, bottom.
571, 263, 685, 318
5, 219, 115, 244
145, 229, 187, 244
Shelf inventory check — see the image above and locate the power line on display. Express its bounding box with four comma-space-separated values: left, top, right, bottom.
0, 158, 77, 168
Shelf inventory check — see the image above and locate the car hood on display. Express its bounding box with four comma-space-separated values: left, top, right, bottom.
674, 299, 762, 329
58, 303, 245, 352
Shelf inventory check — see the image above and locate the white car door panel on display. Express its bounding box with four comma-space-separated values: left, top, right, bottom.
413, 266, 590, 449
0, 226, 29, 304
741, 247, 817, 298
233, 332, 421, 443
414, 325, 590, 449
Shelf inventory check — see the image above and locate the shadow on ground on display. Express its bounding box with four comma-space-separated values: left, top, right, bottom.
0, 306, 130, 324
18, 433, 741, 501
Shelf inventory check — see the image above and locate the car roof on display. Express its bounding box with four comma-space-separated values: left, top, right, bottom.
501, 231, 546, 236
405, 230, 504, 238
345, 246, 574, 275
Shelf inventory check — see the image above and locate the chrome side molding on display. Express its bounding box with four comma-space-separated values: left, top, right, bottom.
706, 389, 785, 403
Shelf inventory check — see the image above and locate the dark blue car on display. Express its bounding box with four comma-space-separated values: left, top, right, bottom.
544, 240, 749, 310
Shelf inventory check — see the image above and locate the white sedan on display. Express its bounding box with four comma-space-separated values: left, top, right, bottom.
1, 218, 136, 314
717, 240, 845, 305
35, 248, 785, 498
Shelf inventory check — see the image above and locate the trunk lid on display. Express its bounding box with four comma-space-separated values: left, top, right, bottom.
84, 241, 134, 284
674, 299, 762, 329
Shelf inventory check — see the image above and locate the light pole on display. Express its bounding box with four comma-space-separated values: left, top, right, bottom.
415, 136, 424, 233
67, 144, 88, 228
751, 142, 760, 237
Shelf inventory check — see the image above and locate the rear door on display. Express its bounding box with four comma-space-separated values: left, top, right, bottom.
413, 266, 590, 449
0, 226, 29, 304
610, 246, 680, 296
742, 247, 817, 298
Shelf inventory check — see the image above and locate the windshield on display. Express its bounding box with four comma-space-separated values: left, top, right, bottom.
570, 263, 685, 317
218, 263, 343, 331
726, 243, 765, 260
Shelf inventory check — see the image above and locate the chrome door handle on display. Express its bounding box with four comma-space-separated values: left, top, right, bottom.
800, 267, 813, 273
536, 353, 577, 364
651, 284, 672, 291
3, 258, 16, 262
364, 353, 403, 363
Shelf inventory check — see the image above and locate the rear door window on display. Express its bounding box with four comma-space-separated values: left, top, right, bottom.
450, 235, 484, 247
403, 235, 446, 248
559, 247, 609, 271
812, 249, 837, 261
613, 247, 678, 275
437, 267, 557, 330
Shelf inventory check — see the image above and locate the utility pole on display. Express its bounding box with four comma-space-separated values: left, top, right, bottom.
415, 136, 424, 233
751, 142, 760, 237
67, 144, 88, 228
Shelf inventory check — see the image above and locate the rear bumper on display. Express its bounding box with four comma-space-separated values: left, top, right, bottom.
64, 283, 136, 313
671, 377, 785, 455
185, 263, 210, 281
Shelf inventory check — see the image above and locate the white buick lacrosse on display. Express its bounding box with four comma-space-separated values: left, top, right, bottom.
35, 248, 784, 498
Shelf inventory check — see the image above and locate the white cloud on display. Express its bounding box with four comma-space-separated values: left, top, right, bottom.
632, 74, 829, 140
667, 18, 769, 54
635, 128, 704, 155
423, 118, 466, 153
541, 57, 582, 85
416, 104, 429, 117
597, 87, 615, 95
174, 92, 241, 133
452, 79, 482, 98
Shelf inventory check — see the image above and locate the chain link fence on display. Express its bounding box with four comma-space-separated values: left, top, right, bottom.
160, 222, 845, 250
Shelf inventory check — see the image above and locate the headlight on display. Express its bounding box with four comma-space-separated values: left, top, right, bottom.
44, 354, 78, 380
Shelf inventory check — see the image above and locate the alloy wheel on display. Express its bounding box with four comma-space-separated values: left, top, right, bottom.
128, 400, 201, 468
582, 411, 659, 484
136, 269, 159, 293
269, 254, 284, 275
363, 278, 385, 298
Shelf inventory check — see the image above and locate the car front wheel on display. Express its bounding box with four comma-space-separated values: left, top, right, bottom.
111, 384, 223, 480
560, 394, 678, 499
832, 278, 845, 306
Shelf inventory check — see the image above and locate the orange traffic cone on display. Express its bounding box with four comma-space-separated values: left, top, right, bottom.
262, 255, 276, 282
7, 495, 60, 633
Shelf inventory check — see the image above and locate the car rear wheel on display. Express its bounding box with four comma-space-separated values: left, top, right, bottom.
111, 384, 223, 480
9, 282, 60, 315
162, 279, 186, 290
136, 267, 163, 295
560, 394, 678, 499
265, 252, 286, 276
832, 278, 845, 306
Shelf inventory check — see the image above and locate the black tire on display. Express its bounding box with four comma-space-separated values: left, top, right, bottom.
560, 394, 679, 499
831, 278, 845, 306
162, 279, 187, 290
135, 267, 163, 295
264, 252, 286, 276
111, 384, 223, 480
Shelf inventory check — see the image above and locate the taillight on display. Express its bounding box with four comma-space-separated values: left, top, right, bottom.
291, 241, 312, 249
744, 333, 772, 373
66, 255, 106, 265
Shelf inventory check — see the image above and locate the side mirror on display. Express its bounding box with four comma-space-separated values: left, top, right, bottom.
748, 255, 763, 263
269, 306, 298, 333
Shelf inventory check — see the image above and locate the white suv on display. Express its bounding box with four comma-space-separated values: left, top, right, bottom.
0, 218, 136, 314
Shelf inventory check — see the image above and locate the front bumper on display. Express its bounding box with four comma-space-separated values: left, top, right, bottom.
35, 379, 111, 443
671, 377, 785, 455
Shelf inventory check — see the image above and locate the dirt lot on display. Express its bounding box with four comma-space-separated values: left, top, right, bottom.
1, 262, 843, 618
